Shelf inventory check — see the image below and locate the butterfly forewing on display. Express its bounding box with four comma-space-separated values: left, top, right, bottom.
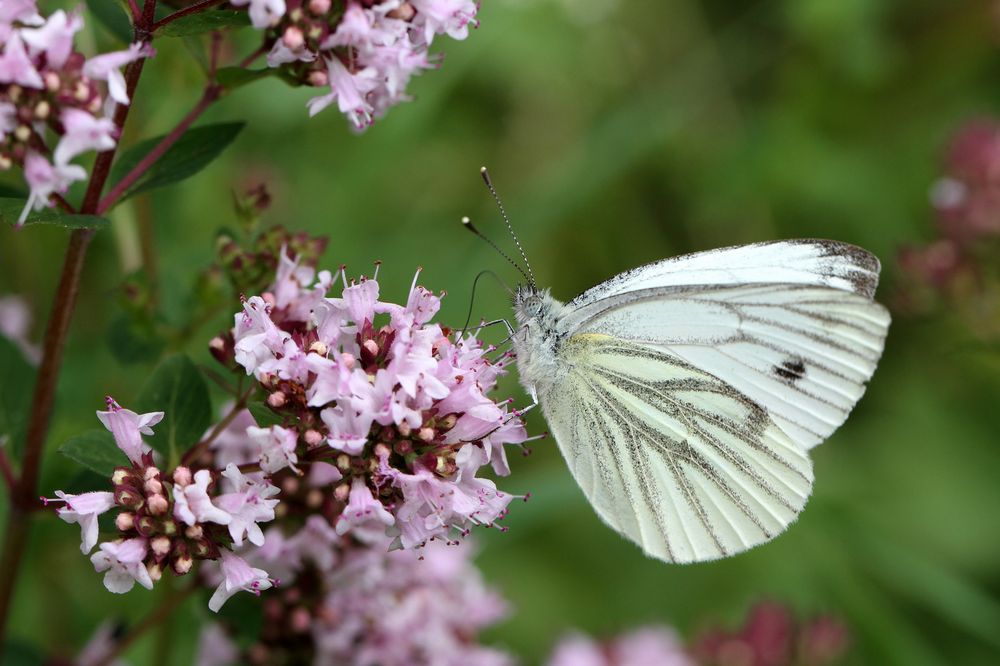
573, 284, 890, 450
541, 333, 813, 563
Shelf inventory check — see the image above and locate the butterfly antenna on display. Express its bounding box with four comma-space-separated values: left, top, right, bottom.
462, 216, 531, 285
480, 166, 536, 287
459, 269, 511, 338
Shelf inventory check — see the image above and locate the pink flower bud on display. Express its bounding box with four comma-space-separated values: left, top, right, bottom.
147, 494, 169, 516
151, 535, 171, 557
374, 442, 391, 458
267, 391, 287, 408
334, 483, 350, 502
336, 454, 350, 471
144, 466, 161, 481
185, 524, 203, 540
173, 466, 193, 486
304, 429, 324, 446
418, 427, 435, 442
147, 562, 162, 582
172, 553, 193, 575
115, 512, 135, 531
309, 0, 331, 14
397, 421, 412, 437
283, 26, 305, 50
282, 477, 300, 495
306, 489, 324, 508
144, 478, 163, 495
309, 341, 328, 356
308, 69, 328, 87
290, 607, 312, 633
111, 468, 131, 486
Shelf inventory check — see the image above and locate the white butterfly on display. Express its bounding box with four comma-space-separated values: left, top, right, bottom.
505, 238, 889, 563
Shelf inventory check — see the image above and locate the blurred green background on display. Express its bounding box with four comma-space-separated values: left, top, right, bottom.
3, 0, 1000, 663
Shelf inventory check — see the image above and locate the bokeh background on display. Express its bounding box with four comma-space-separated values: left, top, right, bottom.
3, 0, 1000, 663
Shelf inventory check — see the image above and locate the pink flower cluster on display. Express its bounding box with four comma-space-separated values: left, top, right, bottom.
547, 627, 693, 666
239, 0, 479, 128
197, 537, 513, 666
897, 119, 1000, 337
223, 249, 530, 549
45, 398, 280, 611
0, 1, 152, 225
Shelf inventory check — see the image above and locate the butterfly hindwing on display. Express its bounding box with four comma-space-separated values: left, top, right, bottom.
541, 333, 813, 563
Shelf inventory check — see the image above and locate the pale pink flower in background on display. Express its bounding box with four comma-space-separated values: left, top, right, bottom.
83, 42, 154, 105
0, 33, 43, 87
208, 550, 274, 612
19, 8, 82, 69
230, 0, 286, 29
214, 463, 280, 547
246, 425, 300, 474
208, 406, 259, 470
90, 538, 154, 594
547, 626, 694, 666
95, 397, 163, 465
54, 108, 117, 166
173, 469, 233, 527
306, 58, 377, 127
19, 152, 87, 226
0, 295, 41, 364
75, 621, 128, 666
194, 624, 239, 666
47, 490, 115, 554
411, 0, 479, 44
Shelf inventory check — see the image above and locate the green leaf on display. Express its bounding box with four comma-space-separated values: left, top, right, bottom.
0, 198, 110, 229
106, 122, 245, 203
0, 337, 36, 459
59, 430, 128, 477
247, 401, 284, 428
0, 183, 26, 197
154, 9, 251, 37
2, 641, 44, 666
86, 0, 133, 43
136, 354, 211, 465
216, 67, 274, 91
107, 313, 166, 365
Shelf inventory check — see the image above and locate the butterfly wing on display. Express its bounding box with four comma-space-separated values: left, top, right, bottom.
541, 333, 813, 563
562, 240, 890, 450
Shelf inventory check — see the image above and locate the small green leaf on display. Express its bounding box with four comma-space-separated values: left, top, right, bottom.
106, 122, 245, 203
107, 313, 166, 365
136, 354, 211, 464
216, 67, 274, 91
247, 402, 284, 428
0, 198, 110, 229
59, 430, 128, 477
0, 337, 36, 459
155, 9, 251, 37
0, 183, 26, 197
86, 0, 133, 43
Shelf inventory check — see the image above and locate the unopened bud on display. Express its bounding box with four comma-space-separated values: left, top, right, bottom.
282, 477, 300, 495
267, 391, 286, 408
33, 101, 50, 119
74, 81, 89, 101
334, 483, 350, 502
290, 607, 312, 633
283, 26, 305, 50
185, 524, 203, 540
309, 340, 328, 356
172, 553, 193, 575
14, 125, 30, 142
44, 73, 60, 91
112, 468, 131, 486
173, 466, 193, 486
115, 512, 135, 531
308, 70, 328, 87
397, 421, 412, 437
115, 487, 144, 510
309, 0, 331, 13
147, 562, 162, 582
418, 427, 435, 442
394, 439, 412, 455
209, 336, 225, 351
304, 429, 324, 447
363, 339, 379, 356
147, 494, 169, 515
306, 489, 323, 508
439, 413, 458, 431
144, 478, 163, 495
136, 515, 156, 535
161, 519, 178, 536
144, 466, 161, 481
336, 454, 350, 471
374, 442, 391, 459
151, 535, 171, 557
387, 1, 416, 20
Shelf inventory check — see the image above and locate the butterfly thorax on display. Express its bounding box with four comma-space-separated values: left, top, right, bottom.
511, 285, 571, 396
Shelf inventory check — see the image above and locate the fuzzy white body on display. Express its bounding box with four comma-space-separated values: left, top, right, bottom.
506, 240, 890, 563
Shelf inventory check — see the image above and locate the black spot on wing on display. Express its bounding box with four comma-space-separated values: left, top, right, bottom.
773, 357, 806, 382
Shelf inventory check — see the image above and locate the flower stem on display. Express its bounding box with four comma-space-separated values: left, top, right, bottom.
151, 0, 227, 33
0, 448, 14, 492
0, 19, 155, 644
96, 85, 221, 215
